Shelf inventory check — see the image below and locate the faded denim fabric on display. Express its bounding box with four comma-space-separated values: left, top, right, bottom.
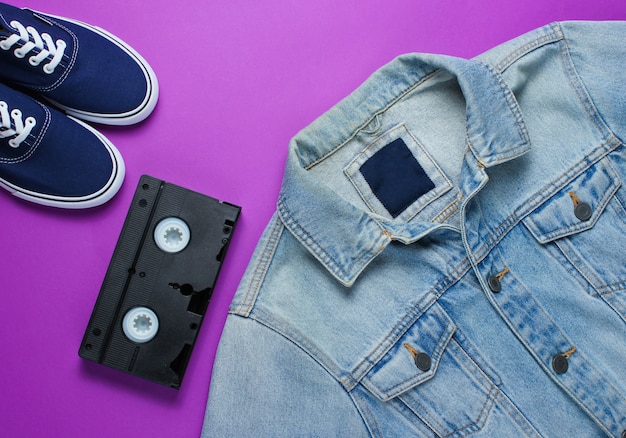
203, 22, 626, 437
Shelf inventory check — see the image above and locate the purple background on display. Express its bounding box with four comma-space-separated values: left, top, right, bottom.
2, 1, 625, 436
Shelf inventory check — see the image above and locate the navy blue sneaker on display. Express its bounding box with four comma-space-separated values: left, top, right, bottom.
0, 3, 158, 125
0, 82, 124, 208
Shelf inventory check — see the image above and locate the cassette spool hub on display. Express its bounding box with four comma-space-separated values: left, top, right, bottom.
154, 217, 190, 253
122, 307, 159, 343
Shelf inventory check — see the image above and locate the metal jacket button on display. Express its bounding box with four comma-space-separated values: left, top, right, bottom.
574, 202, 592, 221
552, 354, 569, 374
487, 267, 509, 293
415, 352, 432, 372
552, 346, 576, 374
403, 343, 432, 372
488, 275, 502, 293
569, 192, 592, 221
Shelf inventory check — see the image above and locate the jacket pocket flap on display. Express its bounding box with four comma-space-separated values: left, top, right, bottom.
363, 303, 455, 402
523, 160, 620, 244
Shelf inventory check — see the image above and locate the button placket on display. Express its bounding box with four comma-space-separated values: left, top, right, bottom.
478, 258, 626, 433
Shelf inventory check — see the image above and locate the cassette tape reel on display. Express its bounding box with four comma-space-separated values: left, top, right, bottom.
79, 175, 241, 389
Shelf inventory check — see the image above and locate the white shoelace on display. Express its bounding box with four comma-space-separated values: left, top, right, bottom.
0, 101, 36, 148
0, 19, 66, 74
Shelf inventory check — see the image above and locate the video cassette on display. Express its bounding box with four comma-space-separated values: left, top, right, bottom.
78, 175, 241, 389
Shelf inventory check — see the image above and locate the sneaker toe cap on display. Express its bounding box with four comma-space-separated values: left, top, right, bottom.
2, 115, 125, 208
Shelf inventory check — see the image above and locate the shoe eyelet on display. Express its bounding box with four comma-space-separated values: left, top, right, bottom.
13, 48, 27, 58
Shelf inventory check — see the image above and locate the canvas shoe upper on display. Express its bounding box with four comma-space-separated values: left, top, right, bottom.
0, 82, 124, 208
0, 2, 158, 125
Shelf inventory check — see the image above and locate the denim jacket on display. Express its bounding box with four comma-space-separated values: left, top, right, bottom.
202, 22, 626, 437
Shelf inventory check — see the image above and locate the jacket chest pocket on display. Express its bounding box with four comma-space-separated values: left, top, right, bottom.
522, 156, 626, 316
361, 304, 534, 437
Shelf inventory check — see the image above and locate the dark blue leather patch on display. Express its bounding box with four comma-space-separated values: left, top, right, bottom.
359, 138, 435, 218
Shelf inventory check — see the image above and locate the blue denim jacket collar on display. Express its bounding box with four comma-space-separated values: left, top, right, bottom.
278, 53, 532, 286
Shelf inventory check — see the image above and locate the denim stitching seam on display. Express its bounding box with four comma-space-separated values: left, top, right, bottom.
494, 23, 563, 73
353, 259, 471, 385
304, 71, 440, 170
557, 23, 616, 144
278, 194, 388, 285
232, 216, 284, 317
472, 137, 621, 264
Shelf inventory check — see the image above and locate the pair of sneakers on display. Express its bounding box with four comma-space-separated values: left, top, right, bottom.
0, 2, 158, 208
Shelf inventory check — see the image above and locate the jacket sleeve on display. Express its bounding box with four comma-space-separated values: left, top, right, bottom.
201, 314, 370, 437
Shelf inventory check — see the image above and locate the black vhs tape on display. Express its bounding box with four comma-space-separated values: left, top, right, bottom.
79, 175, 241, 389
